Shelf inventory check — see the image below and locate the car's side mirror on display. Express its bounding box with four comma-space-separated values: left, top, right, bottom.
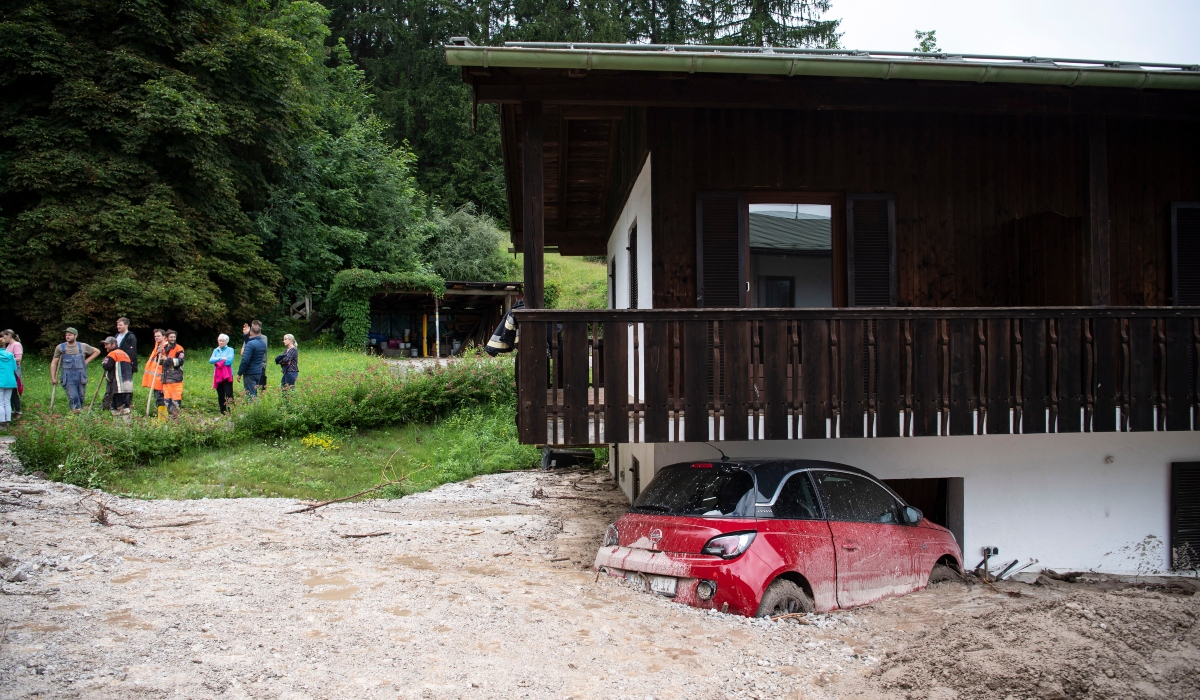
903, 506, 923, 524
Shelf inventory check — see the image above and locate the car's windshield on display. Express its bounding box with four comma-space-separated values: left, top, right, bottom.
631, 463, 756, 517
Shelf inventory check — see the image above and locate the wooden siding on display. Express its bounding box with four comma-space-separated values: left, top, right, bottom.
650, 108, 1200, 310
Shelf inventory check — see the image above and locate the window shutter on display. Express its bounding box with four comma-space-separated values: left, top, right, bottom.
628, 225, 639, 309
1172, 203, 1200, 306
697, 194, 745, 307
847, 194, 897, 307
1172, 462, 1200, 570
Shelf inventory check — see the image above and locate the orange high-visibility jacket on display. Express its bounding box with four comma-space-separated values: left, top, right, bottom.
142, 341, 165, 390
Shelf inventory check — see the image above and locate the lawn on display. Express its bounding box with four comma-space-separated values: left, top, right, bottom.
105, 404, 544, 501
14, 346, 380, 418
524, 252, 608, 309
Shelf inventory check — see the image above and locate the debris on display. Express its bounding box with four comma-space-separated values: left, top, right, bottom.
340, 531, 390, 539
0, 486, 46, 495
123, 519, 203, 530
769, 612, 812, 624
1041, 569, 1089, 583
510, 501, 541, 508
463, 530, 484, 536
117, 536, 136, 546
288, 453, 429, 514
493, 551, 512, 557
550, 557, 570, 562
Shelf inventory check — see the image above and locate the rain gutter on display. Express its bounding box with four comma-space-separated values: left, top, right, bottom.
445, 42, 1200, 91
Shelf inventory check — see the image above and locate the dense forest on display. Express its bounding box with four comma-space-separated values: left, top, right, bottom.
0, 0, 840, 345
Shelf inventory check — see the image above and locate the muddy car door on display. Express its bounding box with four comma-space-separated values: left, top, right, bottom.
812, 470, 916, 608
753, 471, 837, 610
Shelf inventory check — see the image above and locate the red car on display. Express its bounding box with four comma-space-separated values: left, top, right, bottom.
595, 460, 963, 617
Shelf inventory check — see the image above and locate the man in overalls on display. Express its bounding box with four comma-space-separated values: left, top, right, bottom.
49, 328, 100, 413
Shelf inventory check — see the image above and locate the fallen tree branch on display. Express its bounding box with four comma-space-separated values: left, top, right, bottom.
0, 486, 46, 495
288, 451, 431, 514
538, 494, 611, 504
123, 519, 203, 530
340, 531, 390, 539
493, 551, 512, 557
510, 501, 542, 508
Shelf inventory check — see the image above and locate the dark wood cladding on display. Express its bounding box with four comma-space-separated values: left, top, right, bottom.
503, 104, 646, 255
649, 107, 1200, 310
515, 307, 1200, 446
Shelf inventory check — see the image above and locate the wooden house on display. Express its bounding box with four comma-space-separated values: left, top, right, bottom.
447, 41, 1200, 574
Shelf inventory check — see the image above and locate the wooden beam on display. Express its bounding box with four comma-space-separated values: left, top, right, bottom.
1088, 116, 1111, 306
522, 100, 545, 309
472, 75, 1200, 119
558, 115, 568, 235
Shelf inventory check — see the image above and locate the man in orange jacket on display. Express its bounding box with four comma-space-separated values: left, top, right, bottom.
142, 329, 166, 412
101, 337, 134, 415
159, 330, 185, 418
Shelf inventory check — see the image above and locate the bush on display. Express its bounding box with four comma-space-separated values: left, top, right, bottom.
11, 354, 517, 486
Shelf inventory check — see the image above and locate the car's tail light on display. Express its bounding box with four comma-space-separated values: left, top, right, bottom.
701, 531, 756, 559
691, 462, 713, 468
604, 524, 620, 547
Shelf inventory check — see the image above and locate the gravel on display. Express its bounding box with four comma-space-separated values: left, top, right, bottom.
0, 439, 1197, 699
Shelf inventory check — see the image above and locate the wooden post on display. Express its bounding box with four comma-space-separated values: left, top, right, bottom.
522, 100, 545, 309
1088, 116, 1111, 306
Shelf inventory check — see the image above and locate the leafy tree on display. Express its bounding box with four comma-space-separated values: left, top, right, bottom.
0, 0, 332, 342
914, 29, 939, 53
254, 41, 429, 308
422, 205, 517, 281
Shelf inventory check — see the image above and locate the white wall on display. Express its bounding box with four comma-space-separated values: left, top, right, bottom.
607, 431, 1200, 574
606, 154, 653, 312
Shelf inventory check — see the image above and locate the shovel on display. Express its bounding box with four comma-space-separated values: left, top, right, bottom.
88, 374, 107, 412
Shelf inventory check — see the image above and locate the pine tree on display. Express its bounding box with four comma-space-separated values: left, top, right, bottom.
698, 0, 840, 48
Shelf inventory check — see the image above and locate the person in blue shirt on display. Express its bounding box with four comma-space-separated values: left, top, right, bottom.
210, 333, 235, 413
237, 321, 267, 400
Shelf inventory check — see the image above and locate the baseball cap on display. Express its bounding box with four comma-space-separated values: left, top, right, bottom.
64, 327, 79, 335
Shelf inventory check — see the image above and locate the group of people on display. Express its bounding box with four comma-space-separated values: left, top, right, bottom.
0, 318, 301, 424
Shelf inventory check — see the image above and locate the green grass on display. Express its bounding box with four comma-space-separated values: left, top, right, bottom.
105, 404, 542, 501
513, 251, 608, 309
13, 346, 380, 419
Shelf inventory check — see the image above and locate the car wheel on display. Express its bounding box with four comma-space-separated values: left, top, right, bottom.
754, 580, 814, 618
928, 563, 962, 584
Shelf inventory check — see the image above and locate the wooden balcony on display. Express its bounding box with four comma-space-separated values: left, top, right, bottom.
514, 307, 1200, 446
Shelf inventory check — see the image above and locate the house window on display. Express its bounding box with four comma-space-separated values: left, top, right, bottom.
628, 224, 639, 309
749, 203, 833, 308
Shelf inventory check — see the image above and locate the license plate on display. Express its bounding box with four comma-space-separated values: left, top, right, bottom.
648, 575, 677, 597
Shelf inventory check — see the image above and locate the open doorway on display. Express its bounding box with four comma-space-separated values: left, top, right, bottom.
884, 477, 964, 546
748, 203, 833, 308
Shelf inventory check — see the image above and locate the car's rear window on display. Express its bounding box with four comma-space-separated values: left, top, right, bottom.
630, 463, 756, 517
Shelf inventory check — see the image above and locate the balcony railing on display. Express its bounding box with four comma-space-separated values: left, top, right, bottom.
514, 307, 1200, 446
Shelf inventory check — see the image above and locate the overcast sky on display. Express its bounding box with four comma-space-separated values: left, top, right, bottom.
834, 0, 1199, 65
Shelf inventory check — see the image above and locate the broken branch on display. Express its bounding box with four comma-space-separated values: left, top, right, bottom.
288, 455, 431, 514
769, 612, 811, 623
340, 531, 390, 539
123, 519, 203, 530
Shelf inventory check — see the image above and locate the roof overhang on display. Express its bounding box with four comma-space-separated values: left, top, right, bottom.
447, 42, 1200, 91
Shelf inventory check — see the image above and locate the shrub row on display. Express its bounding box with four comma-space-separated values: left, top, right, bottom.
10, 356, 517, 487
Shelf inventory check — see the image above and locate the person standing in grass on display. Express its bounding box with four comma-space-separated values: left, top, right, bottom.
49, 328, 100, 413
159, 330, 185, 418
0, 343, 16, 428
142, 328, 166, 411
238, 323, 267, 400
100, 336, 134, 416
0, 330, 21, 419
275, 334, 299, 389
103, 317, 138, 411
210, 333, 235, 413
242, 321, 269, 389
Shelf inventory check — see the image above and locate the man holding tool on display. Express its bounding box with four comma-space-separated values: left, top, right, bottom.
49, 328, 100, 413
99, 336, 134, 415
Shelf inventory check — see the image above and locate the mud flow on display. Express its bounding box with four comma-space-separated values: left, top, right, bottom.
0, 441, 1197, 699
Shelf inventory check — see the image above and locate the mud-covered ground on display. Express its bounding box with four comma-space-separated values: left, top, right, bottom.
1, 442, 1198, 699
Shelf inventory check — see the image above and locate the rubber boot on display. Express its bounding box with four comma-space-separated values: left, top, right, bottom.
157, 405, 168, 421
